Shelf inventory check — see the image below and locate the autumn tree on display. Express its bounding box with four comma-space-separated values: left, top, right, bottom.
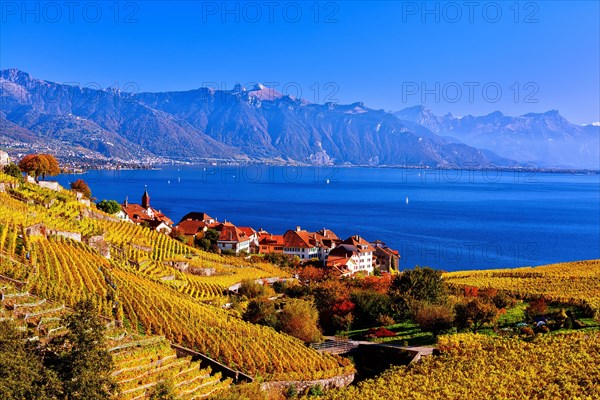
278, 298, 322, 343
238, 279, 274, 300
18, 154, 60, 181
312, 279, 352, 334
454, 298, 499, 333
525, 297, 549, 319
70, 179, 92, 198
298, 265, 327, 284
414, 302, 455, 336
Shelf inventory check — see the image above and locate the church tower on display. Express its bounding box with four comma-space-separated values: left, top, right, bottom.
142, 189, 150, 209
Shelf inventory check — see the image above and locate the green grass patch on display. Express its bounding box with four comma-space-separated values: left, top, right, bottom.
497, 301, 528, 327
340, 321, 436, 347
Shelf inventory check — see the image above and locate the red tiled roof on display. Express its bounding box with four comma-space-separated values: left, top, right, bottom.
283, 230, 315, 248
216, 222, 251, 243
328, 244, 359, 259
176, 220, 207, 236
326, 255, 354, 267
121, 203, 173, 226
259, 233, 285, 246
316, 228, 340, 241
342, 235, 375, 253
238, 227, 256, 237
179, 212, 215, 223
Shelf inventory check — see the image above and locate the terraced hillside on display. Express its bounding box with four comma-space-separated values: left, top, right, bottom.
110, 336, 231, 399
318, 332, 600, 400
444, 260, 600, 320
0, 282, 232, 399
0, 173, 353, 384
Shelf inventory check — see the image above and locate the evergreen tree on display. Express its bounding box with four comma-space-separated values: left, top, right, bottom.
0, 320, 61, 399
47, 300, 117, 400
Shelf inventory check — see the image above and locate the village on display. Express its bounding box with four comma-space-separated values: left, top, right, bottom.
1, 150, 402, 277
115, 188, 401, 277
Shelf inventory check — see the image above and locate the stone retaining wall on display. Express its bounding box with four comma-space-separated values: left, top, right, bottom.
260, 373, 355, 393
171, 344, 254, 384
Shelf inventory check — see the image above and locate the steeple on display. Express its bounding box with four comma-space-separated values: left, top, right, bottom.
124, 196, 128, 207
142, 187, 150, 209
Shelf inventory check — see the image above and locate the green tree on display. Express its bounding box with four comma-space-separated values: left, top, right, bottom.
197, 229, 219, 252
47, 300, 117, 400
350, 289, 393, 328
388, 266, 448, 320
3, 162, 23, 181
96, 199, 121, 215
243, 298, 278, 328
0, 320, 61, 399
148, 379, 175, 400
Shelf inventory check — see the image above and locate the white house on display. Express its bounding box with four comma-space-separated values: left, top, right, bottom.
326, 235, 375, 275
0, 151, 9, 167
216, 222, 251, 254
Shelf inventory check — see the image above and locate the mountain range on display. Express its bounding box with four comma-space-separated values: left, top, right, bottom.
394, 106, 600, 169
1, 69, 597, 169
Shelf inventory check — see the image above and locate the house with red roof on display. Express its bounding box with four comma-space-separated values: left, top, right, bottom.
175, 219, 208, 246
258, 232, 286, 254
116, 189, 173, 234
277, 226, 341, 261
282, 226, 321, 261
238, 226, 258, 252
215, 222, 252, 254
325, 235, 375, 275
179, 212, 216, 225
371, 240, 401, 273
326, 245, 360, 277
174, 212, 218, 246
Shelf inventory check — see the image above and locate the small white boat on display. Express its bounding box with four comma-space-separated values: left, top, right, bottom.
326, 179, 330, 184
406, 196, 409, 204
167, 180, 171, 184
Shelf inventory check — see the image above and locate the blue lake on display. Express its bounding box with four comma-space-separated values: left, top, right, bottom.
57, 166, 600, 272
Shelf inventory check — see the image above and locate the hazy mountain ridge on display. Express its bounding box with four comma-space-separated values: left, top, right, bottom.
0, 68, 576, 168
394, 106, 600, 169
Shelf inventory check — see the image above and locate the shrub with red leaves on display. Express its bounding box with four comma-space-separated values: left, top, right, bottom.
366, 327, 396, 338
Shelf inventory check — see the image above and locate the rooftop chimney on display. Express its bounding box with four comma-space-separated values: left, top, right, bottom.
296, 226, 301, 232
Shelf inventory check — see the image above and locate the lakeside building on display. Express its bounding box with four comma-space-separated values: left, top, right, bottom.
175, 212, 217, 246
116, 190, 173, 234
258, 232, 285, 254
173, 213, 399, 274
371, 240, 401, 273
280, 226, 341, 261
326, 235, 375, 275
215, 222, 252, 254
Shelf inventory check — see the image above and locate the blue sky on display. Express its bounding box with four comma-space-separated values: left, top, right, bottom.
1, 1, 598, 123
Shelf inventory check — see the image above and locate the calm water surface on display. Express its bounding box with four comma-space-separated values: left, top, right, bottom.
57, 166, 600, 271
